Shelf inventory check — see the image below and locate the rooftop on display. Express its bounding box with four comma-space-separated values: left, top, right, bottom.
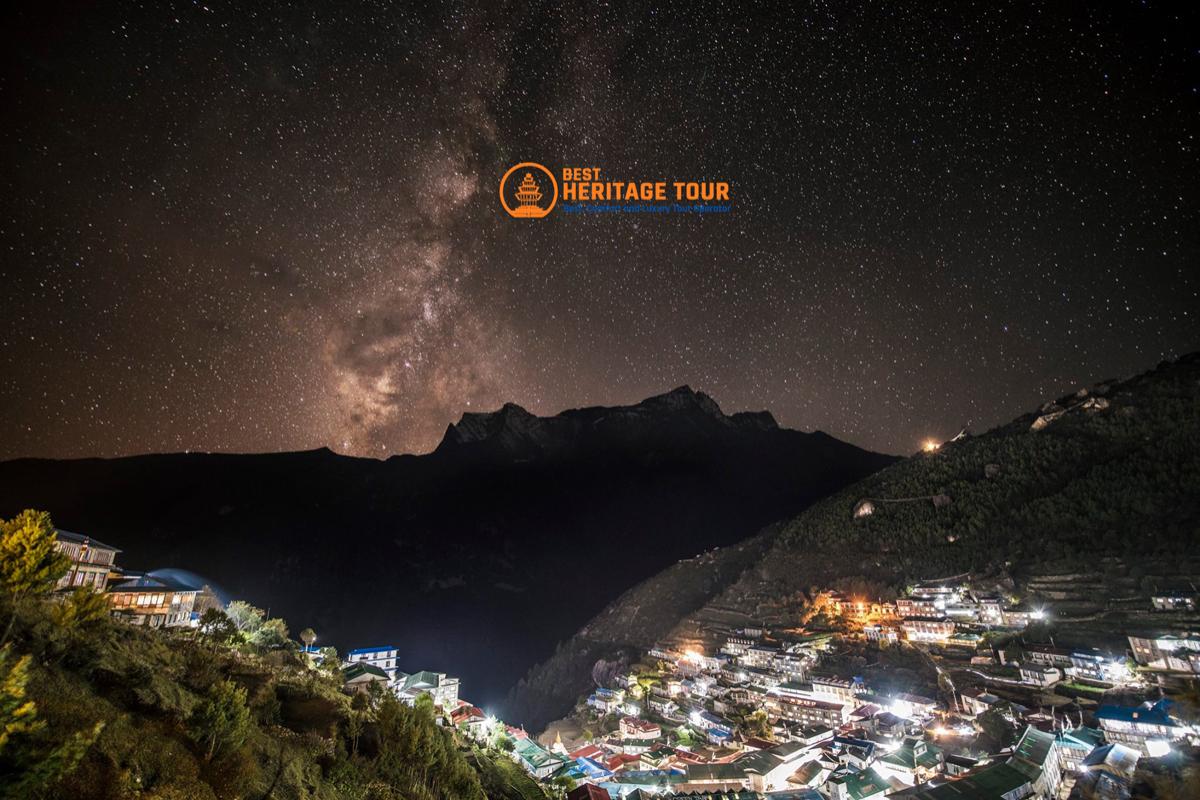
55, 528, 121, 553
829, 766, 890, 800
109, 575, 197, 593
906, 762, 1031, 800
1096, 698, 1179, 728
342, 662, 390, 682
1009, 726, 1055, 776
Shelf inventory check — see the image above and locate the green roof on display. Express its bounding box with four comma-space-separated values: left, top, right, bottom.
513, 737, 568, 771
1010, 726, 1054, 776
398, 670, 444, 691
343, 662, 389, 682
1061, 725, 1104, 750
908, 762, 1031, 800
879, 738, 942, 770
837, 767, 890, 800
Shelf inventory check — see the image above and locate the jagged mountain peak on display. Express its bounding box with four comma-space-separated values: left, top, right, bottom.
438, 402, 542, 449
639, 385, 724, 418
436, 388, 780, 454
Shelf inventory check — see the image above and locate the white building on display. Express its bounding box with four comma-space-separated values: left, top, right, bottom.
346, 645, 400, 679
1020, 663, 1062, 687
902, 616, 956, 642
395, 670, 460, 708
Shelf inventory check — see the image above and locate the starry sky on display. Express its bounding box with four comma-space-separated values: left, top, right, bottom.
1, 1, 1196, 460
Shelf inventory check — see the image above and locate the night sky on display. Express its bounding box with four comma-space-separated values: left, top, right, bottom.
2, 1, 1196, 460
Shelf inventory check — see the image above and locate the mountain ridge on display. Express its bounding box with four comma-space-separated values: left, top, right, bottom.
0, 388, 896, 714
434, 386, 789, 458
507, 352, 1200, 730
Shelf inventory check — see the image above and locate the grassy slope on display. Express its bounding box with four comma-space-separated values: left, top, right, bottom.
4, 600, 543, 800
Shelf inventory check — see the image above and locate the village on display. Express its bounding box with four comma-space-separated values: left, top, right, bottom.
51, 527, 1200, 800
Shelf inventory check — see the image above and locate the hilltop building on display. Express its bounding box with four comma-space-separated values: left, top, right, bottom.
107, 574, 203, 627
396, 670, 460, 708
346, 646, 400, 680
343, 662, 390, 693
54, 529, 121, 592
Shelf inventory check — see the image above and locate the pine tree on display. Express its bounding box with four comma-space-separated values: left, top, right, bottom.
0, 510, 70, 646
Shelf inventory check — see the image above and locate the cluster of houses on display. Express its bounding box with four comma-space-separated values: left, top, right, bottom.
340, 644, 463, 709
53, 528, 220, 626
830, 580, 1046, 647
334, 642, 582, 784
51, 530, 1200, 799
540, 573, 1200, 800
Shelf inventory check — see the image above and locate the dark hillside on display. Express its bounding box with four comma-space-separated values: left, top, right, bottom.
516, 353, 1200, 732
0, 388, 895, 713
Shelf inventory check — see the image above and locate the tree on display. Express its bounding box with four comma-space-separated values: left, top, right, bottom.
550, 774, 576, 797
249, 618, 289, 650
198, 608, 238, 644
47, 588, 112, 664
0, 510, 70, 645
0, 646, 103, 797
976, 707, 1017, 749
51, 587, 111, 632
0, 649, 40, 756
188, 679, 251, 763
741, 709, 772, 740
299, 628, 317, 650
318, 646, 341, 678
346, 708, 365, 758
224, 601, 264, 635
372, 693, 483, 798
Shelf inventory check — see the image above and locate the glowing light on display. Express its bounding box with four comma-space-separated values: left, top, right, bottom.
1146, 739, 1171, 757
922, 440, 940, 452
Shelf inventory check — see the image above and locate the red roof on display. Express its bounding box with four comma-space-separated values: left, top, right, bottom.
450, 705, 485, 723
606, 753, 640, 771
566, 786, 610, 800
620, 715, 659, 733
673, 748, 707, 764
569, 744, 605, 761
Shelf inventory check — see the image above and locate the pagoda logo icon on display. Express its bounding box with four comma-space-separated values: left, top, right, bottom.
499, 162, 557, 219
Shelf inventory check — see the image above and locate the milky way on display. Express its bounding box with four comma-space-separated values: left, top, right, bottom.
1, 2, 1196, 458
